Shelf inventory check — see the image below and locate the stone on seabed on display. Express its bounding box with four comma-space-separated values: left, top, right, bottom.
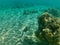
35, 12, 60, 45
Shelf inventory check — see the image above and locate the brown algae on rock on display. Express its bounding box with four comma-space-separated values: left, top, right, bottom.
35, 12, 60, 45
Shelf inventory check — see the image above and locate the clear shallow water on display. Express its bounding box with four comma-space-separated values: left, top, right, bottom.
0, 0, 60, 9
0, 0, 60, 45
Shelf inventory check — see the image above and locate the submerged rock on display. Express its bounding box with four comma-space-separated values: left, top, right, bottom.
44, 8, 60, 17
35, 12, 60, 45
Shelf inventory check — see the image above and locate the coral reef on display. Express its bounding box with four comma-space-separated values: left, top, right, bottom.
44, 8, 60, 17
35, 12, 60, 45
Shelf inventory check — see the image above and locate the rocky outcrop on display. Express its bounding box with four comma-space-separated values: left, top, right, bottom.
35, 12, 60, 45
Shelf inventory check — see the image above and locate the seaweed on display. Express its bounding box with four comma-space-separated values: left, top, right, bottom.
35, 12, 60, 45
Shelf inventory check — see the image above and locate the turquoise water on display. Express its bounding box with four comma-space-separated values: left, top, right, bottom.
0, 0, 60, 45
0, 0, 60, 9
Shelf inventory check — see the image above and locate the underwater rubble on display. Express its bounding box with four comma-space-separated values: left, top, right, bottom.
23, 9, 38, 15
35, 12, 60, 45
